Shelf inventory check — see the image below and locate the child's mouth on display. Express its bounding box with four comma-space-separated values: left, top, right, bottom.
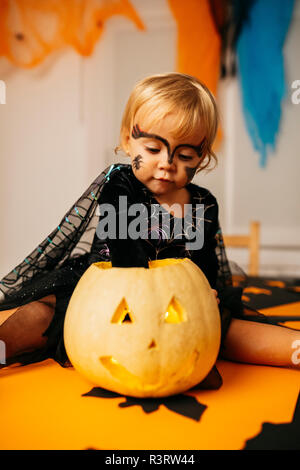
156, 178, 171, 182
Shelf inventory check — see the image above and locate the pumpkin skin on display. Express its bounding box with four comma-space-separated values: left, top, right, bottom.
64, 258, 221, 398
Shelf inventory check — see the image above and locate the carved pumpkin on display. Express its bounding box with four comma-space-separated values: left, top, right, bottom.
64, 258, 221, 398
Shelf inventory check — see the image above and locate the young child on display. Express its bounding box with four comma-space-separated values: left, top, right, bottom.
0, 72, 299, 374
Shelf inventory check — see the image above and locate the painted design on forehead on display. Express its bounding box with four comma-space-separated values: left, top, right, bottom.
132, 124, 205, 164
132, 155, 143, 170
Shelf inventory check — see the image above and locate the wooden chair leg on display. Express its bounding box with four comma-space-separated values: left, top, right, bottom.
249, 222, 260, 276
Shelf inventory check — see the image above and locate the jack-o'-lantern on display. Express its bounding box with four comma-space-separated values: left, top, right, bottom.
64, 258, 221, 398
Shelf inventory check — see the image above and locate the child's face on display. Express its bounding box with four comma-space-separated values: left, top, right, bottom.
125, 113, 205, 199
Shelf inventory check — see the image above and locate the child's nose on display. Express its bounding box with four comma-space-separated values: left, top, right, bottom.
157, 150, 175, 169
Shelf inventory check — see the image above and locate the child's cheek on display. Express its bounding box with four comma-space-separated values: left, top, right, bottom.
184, 164, 199, 184
132, 155, 143, 170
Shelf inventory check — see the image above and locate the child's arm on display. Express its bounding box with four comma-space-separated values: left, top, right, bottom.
220, 318, 300, 369
96, 175, 149, 268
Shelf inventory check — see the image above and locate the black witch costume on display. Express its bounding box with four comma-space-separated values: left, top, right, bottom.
0, 163, 267, 369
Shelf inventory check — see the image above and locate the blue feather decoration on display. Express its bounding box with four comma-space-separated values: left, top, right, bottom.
236, 0, 295, 167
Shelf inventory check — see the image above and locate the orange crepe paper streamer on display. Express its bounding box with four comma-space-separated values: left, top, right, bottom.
0, 0, 145, 68
168, 0, 223, 149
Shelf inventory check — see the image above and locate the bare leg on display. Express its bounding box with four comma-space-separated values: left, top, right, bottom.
221, 318, 300, 369
0, 295, 56, 362
0, 307, 18, 326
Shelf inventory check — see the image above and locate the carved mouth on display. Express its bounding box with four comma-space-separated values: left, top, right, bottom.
100, 356, 160, 391
99, 350, 199, 391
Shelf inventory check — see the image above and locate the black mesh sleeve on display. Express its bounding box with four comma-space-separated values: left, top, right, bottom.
95, 173, 150, 268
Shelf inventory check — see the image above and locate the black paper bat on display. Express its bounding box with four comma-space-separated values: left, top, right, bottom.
243, 391, 300, 450
82, 387, 207, 421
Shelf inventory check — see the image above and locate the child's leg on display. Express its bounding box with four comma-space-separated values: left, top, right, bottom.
0, 307, 18, 326
0, 295, 56, 363
221, 318, 300, 369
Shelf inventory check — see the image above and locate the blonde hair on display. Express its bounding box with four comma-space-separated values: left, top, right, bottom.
116, 72, 219, 172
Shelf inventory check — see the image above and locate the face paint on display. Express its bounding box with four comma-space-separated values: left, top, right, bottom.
132, 155, 143, 170
184, 163, 200, 184
132, 124, 205, 164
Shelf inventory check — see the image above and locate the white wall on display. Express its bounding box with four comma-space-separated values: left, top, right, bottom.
0, 0, 299, 279
0, 50, 90, 278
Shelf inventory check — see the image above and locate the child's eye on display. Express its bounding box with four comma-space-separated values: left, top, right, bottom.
146, 147, 160, 154
179, 154, 193, 161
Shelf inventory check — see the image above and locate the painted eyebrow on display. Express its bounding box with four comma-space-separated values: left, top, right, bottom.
131, 124, 205, 163
132, 124, 171, 153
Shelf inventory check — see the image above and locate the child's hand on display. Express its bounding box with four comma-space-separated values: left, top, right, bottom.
212, 289, 220, 305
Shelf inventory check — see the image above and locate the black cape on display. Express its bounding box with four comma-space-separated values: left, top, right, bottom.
0, 163, 266, 366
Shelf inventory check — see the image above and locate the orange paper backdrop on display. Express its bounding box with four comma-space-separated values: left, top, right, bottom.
168, 0, 223, 148
0, 0, 145, 68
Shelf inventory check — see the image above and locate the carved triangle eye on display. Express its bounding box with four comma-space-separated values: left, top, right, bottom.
111, 298, 134, 324
164, 297, 187, 323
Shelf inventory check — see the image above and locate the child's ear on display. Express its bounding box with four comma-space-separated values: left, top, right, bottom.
122, 132, 130, 155
124, 133, 131, 156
